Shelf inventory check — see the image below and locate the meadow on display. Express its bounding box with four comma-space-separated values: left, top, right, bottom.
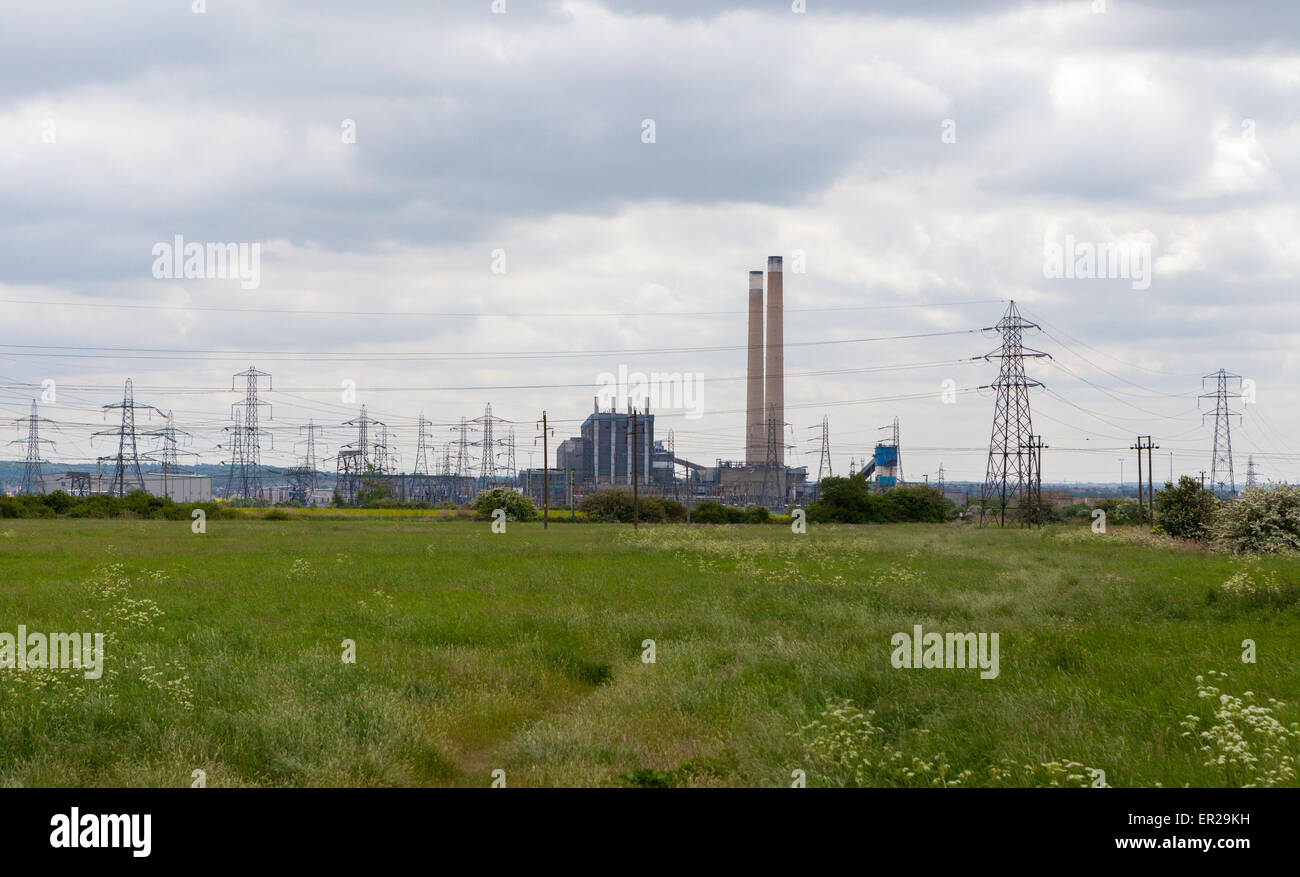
1, 516, 1298, 787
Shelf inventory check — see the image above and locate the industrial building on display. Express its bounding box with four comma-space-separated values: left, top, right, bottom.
544, 255, 808, 510
573, 400, 656, 486
39, 471, 212, 502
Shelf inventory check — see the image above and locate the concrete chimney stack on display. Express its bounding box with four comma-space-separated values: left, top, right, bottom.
745, 270, 765, 465
765, 256, 784, 466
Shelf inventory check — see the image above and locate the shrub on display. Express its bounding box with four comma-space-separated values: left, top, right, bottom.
880, 485, 952, 523
1092, 497, 1141, 526
1153, 476, 1217, 541
1214, 484, 1300, 553
263, 509, 291, 521
634, 496, 667, 523
576, 489, 669, 523
472, 487, 538, 521
742, 505, 770, 524
690, 501, 744, 524
662, 498, 687, 523
579, 489, 635, 522
809, 476, 953, 524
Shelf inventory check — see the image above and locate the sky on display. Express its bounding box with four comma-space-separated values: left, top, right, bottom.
2, 0, 1298, 486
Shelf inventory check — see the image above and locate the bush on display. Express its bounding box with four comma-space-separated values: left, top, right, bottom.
1214, 485, 1300, 554
1154, 476, 1217, 541
577, 489, 669, 523
472, 487, 538, 521
690, 501, 744, 524
635, 496, 668, 523
743, 505, 770, 524
579, 489, 635, 522
809, 476, 953, 524
0, 491, 234, 521
1092, 497, 1141, 526
662, 498, 687, 523
880, 485, 952, 523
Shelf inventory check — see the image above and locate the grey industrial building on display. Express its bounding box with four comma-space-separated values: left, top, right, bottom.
38, 471, 212, 502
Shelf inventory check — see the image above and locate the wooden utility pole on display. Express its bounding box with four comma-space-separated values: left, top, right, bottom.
1132, 438, 1144, 525
1132, 436, 1158, 526
1031, 435, 1047, 527
538, 412, 552, 530
1147, 437, 1158, 523
631, 409, 639, 530
569, 468, 575, 520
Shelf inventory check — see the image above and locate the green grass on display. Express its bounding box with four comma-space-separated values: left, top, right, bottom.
0, 518, 1298, 787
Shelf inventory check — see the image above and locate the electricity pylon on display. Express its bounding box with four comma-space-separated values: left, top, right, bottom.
10, 401, 55, 495
94, 379, 163, 497
1200, 369, 1242, 499
980, 301, 1050, 526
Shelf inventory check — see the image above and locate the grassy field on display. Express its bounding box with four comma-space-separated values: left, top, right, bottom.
1, 517, 1298, 787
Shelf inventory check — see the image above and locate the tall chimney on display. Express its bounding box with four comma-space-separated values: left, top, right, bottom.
765, 256, 784, 466
745, 270, 765, 465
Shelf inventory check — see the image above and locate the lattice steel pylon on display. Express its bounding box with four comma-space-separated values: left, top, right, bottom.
1200, 368, 1242, 498
144, 410, 197, 498
449, 417, 476, 502
979, 301, 1050, 526
413, 414, 433, 476
10, 401, 55, 495
336, 405, 383, 505
94, 379, 163, 498
811, 415, 833, 482
498, 427, 517, 478
758, 404, 788, 510
472, 403, 509, 480
374, 423, 393, 475
288, 420, 323, 505
1245, 455, 1259, 489
408, 413, 435, 504
228, 365, 273, 502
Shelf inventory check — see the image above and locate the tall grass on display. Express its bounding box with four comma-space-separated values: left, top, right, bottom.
0, 519, 1297, 786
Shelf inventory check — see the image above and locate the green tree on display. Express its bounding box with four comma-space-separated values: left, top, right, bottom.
473, 487, 538, 521
1153, 475, 1216, 541
1215, 484, 1300, 553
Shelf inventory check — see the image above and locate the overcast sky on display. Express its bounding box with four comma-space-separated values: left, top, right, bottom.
2, 0, 1298, 486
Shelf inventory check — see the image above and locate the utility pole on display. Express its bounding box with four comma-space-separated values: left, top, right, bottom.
1133, 439, 1144, 525
536, 412, 553, 530
229, 365, 273, 503
11, 401, 55, 495
809, 416, 833, 483
569, 468, 575, 520
1131, 436, 1158, 526
1147, 437, 1157, 522
1200, 369, 1242, 498
288, 420, 324, 505
631, 408, 639, 530
1199, 470, 1206, 490
979, 301, 1050, 526
94, 379, 163, 498
1034, 436, 1047, 527
144, 410, 197, 500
